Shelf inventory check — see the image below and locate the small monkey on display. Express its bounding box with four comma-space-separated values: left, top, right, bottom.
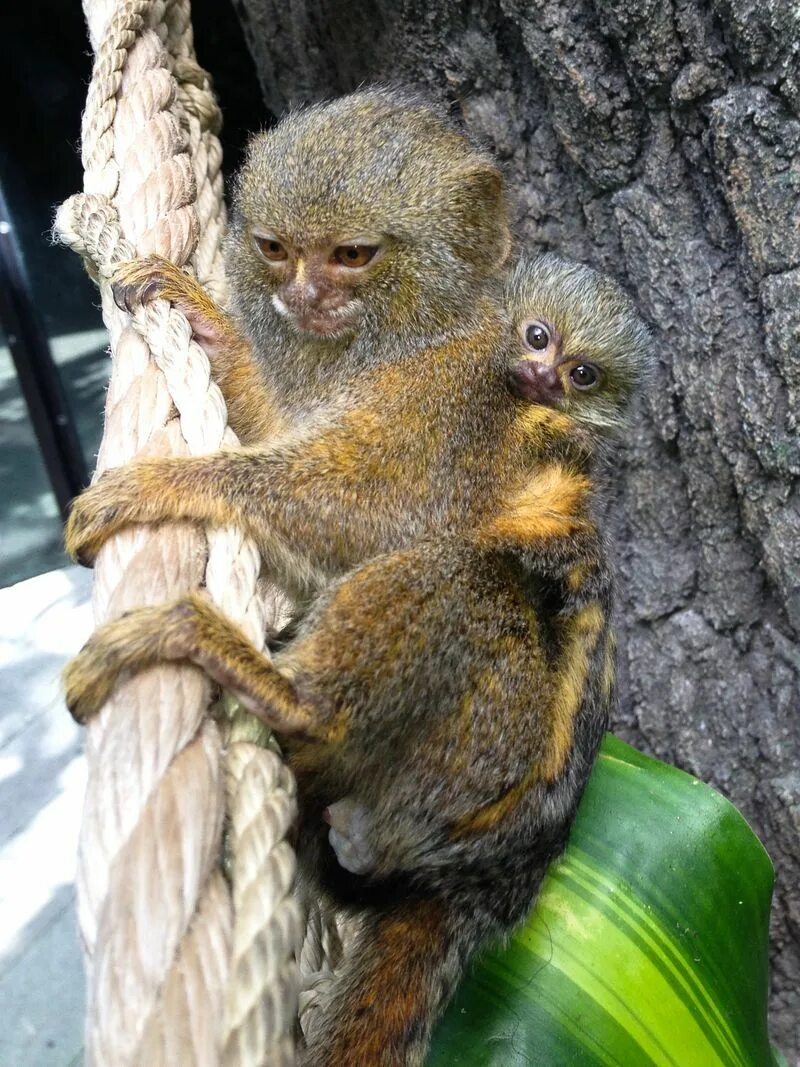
111, 87, 512, 446
90, 88, 513, 608
65, 255, 650, 1066
227, 87, 510, 417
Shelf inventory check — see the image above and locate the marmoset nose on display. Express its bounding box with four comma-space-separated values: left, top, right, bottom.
283, 278, 321, 312
508, 360, 563, 406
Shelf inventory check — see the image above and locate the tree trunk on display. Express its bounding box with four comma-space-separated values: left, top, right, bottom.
229, 0, 800, 1056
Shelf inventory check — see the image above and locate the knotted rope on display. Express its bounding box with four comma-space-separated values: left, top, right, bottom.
55, 1, 306, 1061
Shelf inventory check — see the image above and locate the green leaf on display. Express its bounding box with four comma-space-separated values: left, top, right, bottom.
428, 735, 778, 1066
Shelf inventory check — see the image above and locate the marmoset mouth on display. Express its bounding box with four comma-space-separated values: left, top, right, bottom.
508, 359, 563, 406
290, 302, 363, 338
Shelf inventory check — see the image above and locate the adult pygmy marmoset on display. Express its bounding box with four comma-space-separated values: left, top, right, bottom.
65, 253, 650, 1066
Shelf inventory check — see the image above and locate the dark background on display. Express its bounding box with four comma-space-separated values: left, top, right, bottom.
0, 0, 265, 585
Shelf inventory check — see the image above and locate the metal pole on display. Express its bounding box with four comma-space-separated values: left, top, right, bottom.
0, 182, 88, 521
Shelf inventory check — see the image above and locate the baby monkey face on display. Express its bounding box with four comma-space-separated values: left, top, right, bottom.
505, 254, 651, 434
250, 227, 390, 338
509, 316, 602, 408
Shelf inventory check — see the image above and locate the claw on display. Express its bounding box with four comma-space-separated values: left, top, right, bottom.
62, 598, 204, 725
75, 543, 96, 569
65, 690, 91, 725
111, 282, 131, 314
112, 274, 165, 315
64, 498, 105, 567
64, 468, 143, 566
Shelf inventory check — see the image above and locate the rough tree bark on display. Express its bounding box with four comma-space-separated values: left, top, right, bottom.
228, 0, 800, 1056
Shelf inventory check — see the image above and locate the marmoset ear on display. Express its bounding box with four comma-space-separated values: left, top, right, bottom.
449, 163, 512, 274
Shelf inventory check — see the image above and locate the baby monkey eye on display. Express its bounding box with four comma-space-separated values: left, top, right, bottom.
254, 235, 288, 263
524, 322, 550, 351
569, 364, 600, 390
333, 244, 379, 268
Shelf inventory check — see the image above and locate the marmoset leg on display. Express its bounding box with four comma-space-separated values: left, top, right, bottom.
63, 591, 327, 739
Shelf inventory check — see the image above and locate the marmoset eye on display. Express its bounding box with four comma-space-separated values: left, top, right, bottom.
333, 245, 380, 268
569, 364, 599, 389
254, 235, 288, 263
524, 322, 550, 351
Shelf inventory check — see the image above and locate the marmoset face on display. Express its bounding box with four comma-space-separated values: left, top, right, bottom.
231, 88, 511, 344
505, 254, 652, 433
249, 227, 390, 338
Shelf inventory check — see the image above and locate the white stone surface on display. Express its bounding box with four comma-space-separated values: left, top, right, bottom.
0, 565, 93, 1066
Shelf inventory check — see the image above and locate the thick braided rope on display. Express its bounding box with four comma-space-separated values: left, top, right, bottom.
55, 1, 300, 1062
163, 0, 353, 1027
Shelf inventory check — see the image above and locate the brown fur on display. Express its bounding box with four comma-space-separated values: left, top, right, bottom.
63, 405, 614, 1067
67, 236, 651, 1063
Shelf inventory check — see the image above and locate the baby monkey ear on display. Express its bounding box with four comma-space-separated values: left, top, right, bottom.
452, 163, 512, 274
